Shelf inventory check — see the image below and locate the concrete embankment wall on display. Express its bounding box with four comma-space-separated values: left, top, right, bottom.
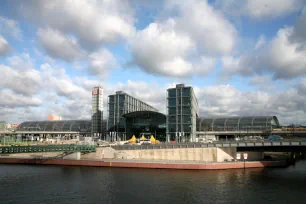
109, 147, 264, 162
1, 147, 264, 162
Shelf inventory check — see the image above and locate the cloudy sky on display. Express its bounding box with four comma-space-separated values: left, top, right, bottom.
0, 0, 306, 125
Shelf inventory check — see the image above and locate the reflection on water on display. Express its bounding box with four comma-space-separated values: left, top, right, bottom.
0, 161, 306, 204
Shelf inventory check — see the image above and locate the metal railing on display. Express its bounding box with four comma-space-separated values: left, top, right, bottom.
0, 144, 96, 154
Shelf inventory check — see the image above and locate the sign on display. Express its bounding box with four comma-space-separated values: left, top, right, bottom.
243, 153, 248, 160
236, 153, 241, 160
99, 89, 103, 95
92, 89, 98, 95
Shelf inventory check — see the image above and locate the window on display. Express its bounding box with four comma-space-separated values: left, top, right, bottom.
182, 98, 190, 105
168, 107, 176, 115
182, 88, 190, 97
168, 115, 176, 123
168, 124, 176, 132
183, 124, 191, 132
168, 89, 176, 97
182, 115, 191, 124
168, 98, 176, 106
182, 106, 191, 114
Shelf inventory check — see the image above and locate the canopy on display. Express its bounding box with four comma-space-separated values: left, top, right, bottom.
150, 135, 156, 143
140, 135, 147, 140
128, 135, 136, 142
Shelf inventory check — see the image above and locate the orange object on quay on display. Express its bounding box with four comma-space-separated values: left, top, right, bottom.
0, 158, 289, 170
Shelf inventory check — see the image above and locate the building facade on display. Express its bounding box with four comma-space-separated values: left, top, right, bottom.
167, 84, 199, 142
91, 86, 103, 137
123, 111, 166, 141
108, 91, 158, 140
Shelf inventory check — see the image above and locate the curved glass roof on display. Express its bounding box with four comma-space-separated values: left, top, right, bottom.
197, 116, 280, 132
17, 120, 91, 132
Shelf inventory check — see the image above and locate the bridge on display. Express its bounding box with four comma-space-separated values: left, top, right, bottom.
196, 130, 306, 136
113, 139, 306, 153
0, 145, 96, 154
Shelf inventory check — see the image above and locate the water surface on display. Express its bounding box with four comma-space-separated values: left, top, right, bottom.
0, 161, 306, 204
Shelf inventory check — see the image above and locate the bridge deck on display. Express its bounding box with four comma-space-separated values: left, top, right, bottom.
113, 140, 306, 151
0, 145, 96, 154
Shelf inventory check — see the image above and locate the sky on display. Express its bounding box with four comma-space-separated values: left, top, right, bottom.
0, 0, 306, 125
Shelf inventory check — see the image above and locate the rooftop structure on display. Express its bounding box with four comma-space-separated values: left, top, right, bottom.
17, 120, 92, 133
196, 116, 280, 132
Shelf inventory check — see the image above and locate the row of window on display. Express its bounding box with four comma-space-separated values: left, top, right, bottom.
168, 107, 192, 115
168, 88, 191, 98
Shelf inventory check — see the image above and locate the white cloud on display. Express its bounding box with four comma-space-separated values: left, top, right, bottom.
7, 53, 34, 70
216, 0, 304, 19
0, 89, 42, 107
0, 64, 43, 96
20, 0, 135, 45
130, 20, 194, 77
196, 83, 306, 125
0, 35, 10, 56
40, 63, 88, 100
88, 49, 117, 77
130, 0, 236, 77
168, 0, 237, 54
263, 27, 306, 79
194, 56, 216, 76
37, 28, 83, 61
0, 16, 22, 40
222, 27, 306, 79
291, 6, 306, 43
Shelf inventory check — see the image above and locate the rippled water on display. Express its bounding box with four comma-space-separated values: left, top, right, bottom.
0, 161, 306, 204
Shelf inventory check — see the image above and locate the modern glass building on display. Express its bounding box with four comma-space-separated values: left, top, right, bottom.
167, 84, 199, 142
123, 111, 166, 141
196, 116, 280, 132
108, 91, 158, 140
91, 86, 103, 137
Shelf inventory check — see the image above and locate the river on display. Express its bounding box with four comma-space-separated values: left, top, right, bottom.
0, 161, 306, 204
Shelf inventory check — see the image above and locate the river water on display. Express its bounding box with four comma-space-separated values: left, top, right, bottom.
0, 161, 306, 204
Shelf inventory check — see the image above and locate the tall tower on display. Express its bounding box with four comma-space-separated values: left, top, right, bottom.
166, 84, 199, 142
91, 86, 103, 138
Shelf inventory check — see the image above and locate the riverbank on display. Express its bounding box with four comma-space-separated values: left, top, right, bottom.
0, 157, 289, 170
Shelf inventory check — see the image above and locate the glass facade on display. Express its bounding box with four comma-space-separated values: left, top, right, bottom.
108, 91, 158, 140
196, 116, 280, 132
123, 111, 166, 141
167, 84, 199, 142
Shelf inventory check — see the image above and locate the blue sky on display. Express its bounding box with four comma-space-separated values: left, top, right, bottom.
0, 0, 306, 125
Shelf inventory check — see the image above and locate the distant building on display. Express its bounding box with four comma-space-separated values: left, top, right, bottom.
6, 123, 19, 130
167, 84, 199, 142
0, 121, 6, 131
108, 91, 158, 140
91, 86, 103, 138
48, 114, 62, 121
